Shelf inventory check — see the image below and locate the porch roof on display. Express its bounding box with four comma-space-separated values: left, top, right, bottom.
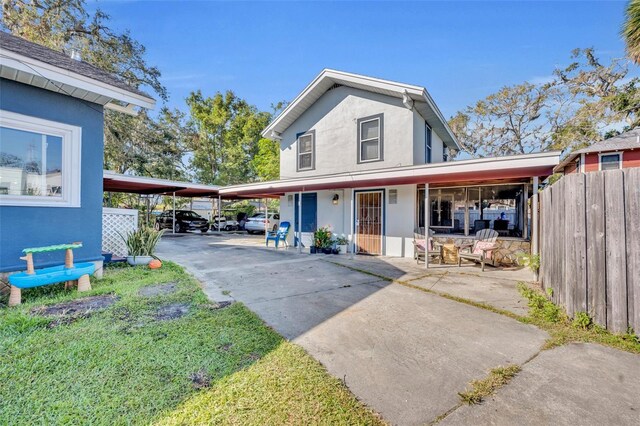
219, 151, 561, 197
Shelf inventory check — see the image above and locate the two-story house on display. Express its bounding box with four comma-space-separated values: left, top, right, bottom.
554, 127, 640, 175
221, 70, 560, 263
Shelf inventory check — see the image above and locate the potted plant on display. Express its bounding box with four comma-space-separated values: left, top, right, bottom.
310, 246, 317, 254
121, 227, 164, 266
335, 234, 348, 255
314, 227, 333, 254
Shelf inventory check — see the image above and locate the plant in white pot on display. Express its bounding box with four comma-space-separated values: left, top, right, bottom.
335, 234, 349, 255
122, 227, 164, 266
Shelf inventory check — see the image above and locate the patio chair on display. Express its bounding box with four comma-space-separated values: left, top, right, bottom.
266, 221, 290, 248
413, 227, 443, 265
457, 229, 499, 271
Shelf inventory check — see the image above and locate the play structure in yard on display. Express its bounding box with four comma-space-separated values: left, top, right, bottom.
7, 243, 95, 306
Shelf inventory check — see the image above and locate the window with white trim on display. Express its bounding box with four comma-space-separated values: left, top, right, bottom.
0, 110, 81, 207
599, 153, 621, 171
358, 114, 383, 163
297, 130, 314, 171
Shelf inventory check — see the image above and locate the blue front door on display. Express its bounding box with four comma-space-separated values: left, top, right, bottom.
294, 193, 317, 246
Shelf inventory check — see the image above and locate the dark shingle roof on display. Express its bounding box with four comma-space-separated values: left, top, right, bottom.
0, 31, 152, 100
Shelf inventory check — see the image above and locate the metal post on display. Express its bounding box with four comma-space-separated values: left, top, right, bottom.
265, 198, 269, 243
532, 176, 539, 280
218, 194, 222, 232
424, 183, 430, 269
297, 191, 302, 254
350, 188, 355, 258
172, 192, 176, 234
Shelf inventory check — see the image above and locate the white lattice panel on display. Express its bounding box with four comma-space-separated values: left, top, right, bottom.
102, 207, 138, 257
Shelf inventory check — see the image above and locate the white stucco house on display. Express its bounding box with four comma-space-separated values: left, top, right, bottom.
220, 69, 560, 263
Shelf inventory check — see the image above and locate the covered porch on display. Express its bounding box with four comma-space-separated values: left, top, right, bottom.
219, 152, 561, 268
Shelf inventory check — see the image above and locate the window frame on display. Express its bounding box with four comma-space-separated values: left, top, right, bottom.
598, 152, 622, 171
296, 130, 315, 172
425, 123, 432, 163
357, 113, 384, 164
0, 110, 82, 208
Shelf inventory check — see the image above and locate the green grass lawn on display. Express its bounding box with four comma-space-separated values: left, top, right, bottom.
0, 263, 383, 425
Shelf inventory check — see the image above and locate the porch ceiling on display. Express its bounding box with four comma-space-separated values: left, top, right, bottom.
219, 151, 561, 198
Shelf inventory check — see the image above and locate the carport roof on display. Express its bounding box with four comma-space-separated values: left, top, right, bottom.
103, 171, 221, 197
219, 151, 561, 198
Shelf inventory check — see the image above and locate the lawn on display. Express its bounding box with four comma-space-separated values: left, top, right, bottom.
0, 263, 383, 425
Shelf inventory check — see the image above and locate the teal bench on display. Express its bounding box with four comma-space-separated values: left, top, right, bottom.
7, 243, 94, 306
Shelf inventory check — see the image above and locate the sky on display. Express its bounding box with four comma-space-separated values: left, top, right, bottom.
88, 1, 631, 119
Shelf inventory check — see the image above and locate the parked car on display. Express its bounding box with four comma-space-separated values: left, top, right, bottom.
211, 215, 239, 231
245, 213, 280, 234
154, 210, 209, 233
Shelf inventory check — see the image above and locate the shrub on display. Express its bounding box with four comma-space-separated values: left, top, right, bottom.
517, 253, 540, 272
313, 227, 333, 249
572, 312, 592, 329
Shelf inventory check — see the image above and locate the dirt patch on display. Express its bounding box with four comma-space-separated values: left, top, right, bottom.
32, 295, 119, 317
189, 370, 212, 389
154, 302, 191, 321
219, 343, 233, 351
138, 282, 178, 298
208, 301, 233, 310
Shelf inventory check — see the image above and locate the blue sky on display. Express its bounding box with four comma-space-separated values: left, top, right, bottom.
90, 1, 630, 119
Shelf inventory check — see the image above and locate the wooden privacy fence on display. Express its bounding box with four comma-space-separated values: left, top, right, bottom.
539, 168, 640, 335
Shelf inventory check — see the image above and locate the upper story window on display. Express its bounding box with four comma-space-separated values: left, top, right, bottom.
425, 123, 432, 163
599, 153, 621, 171
0, 110, 81, 207
297, 130, 315, 171
357, 113, 383, 163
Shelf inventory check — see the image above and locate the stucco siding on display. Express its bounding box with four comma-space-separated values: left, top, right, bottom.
280, 86, 414, 178
431, 129, 444, 163
413, 111, 426, 165
0, 78, 104, 272
280, 184, 417, 258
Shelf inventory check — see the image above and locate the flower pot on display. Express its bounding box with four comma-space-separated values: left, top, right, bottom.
331, 248, 339, 255
322, 247, 332, 254
337, 244, 348, 255
310, 246, 317, 254
126, 255, 153, 266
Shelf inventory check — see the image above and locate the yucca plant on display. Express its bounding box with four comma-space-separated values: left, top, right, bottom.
120, 227, 164, 258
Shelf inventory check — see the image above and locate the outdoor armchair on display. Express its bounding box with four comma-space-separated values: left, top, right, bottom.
413, 227, 443, 265
457, 229, 499, 271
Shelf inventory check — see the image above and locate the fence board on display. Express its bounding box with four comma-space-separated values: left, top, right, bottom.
556, 178, 566, 309
564, 175, 577, 317
572, 174, 587, 313
604, 170, 627, 333
586, 172, 606, 326
625, 168, 640, 334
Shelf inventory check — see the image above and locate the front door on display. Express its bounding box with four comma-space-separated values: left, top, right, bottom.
355, 190, 383, 255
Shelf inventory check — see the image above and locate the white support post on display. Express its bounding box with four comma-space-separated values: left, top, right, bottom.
172, 192, 176, 234
297, 191, 302, 254
217, 195, 221, 231
350, 188, 355, 258
424, 183, 430, 269
532, 176, 539, 280
265, 198, 268, 242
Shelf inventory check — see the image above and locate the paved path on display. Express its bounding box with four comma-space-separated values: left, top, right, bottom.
157, 234, 639, 425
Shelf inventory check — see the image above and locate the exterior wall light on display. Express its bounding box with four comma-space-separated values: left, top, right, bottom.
332, 194, 339, 205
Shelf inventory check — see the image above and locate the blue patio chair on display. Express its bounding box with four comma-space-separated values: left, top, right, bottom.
266, 221, 290, 248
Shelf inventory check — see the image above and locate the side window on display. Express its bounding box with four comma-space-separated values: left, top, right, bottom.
599, 153, 621, 171
425, 123, 432, 163
357, 114, 383, 163
297, 130, 315, 171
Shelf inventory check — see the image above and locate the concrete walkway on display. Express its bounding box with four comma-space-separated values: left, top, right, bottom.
156, 234, 640, 425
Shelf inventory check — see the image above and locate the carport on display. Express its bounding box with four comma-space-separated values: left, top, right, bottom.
103, 171, 279, 234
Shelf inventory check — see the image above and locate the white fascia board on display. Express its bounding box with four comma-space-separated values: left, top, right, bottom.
220, 151, 561, 194
0, 49, 155, 109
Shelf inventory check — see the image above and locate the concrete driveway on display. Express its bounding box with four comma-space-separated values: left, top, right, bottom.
156, 233, 640, 425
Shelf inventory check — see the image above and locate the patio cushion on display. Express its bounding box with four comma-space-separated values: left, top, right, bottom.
415, 239, 433, 251
473, 241, 494, 260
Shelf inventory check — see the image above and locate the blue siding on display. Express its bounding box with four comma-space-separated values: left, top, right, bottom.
0, 78, 104, 272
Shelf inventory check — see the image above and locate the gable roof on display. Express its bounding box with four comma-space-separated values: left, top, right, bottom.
0, 31, 155, 113
262, 69, 460, 150
553, 127, 640, 172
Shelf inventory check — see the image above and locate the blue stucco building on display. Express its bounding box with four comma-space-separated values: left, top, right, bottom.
0, 32, 155, 274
